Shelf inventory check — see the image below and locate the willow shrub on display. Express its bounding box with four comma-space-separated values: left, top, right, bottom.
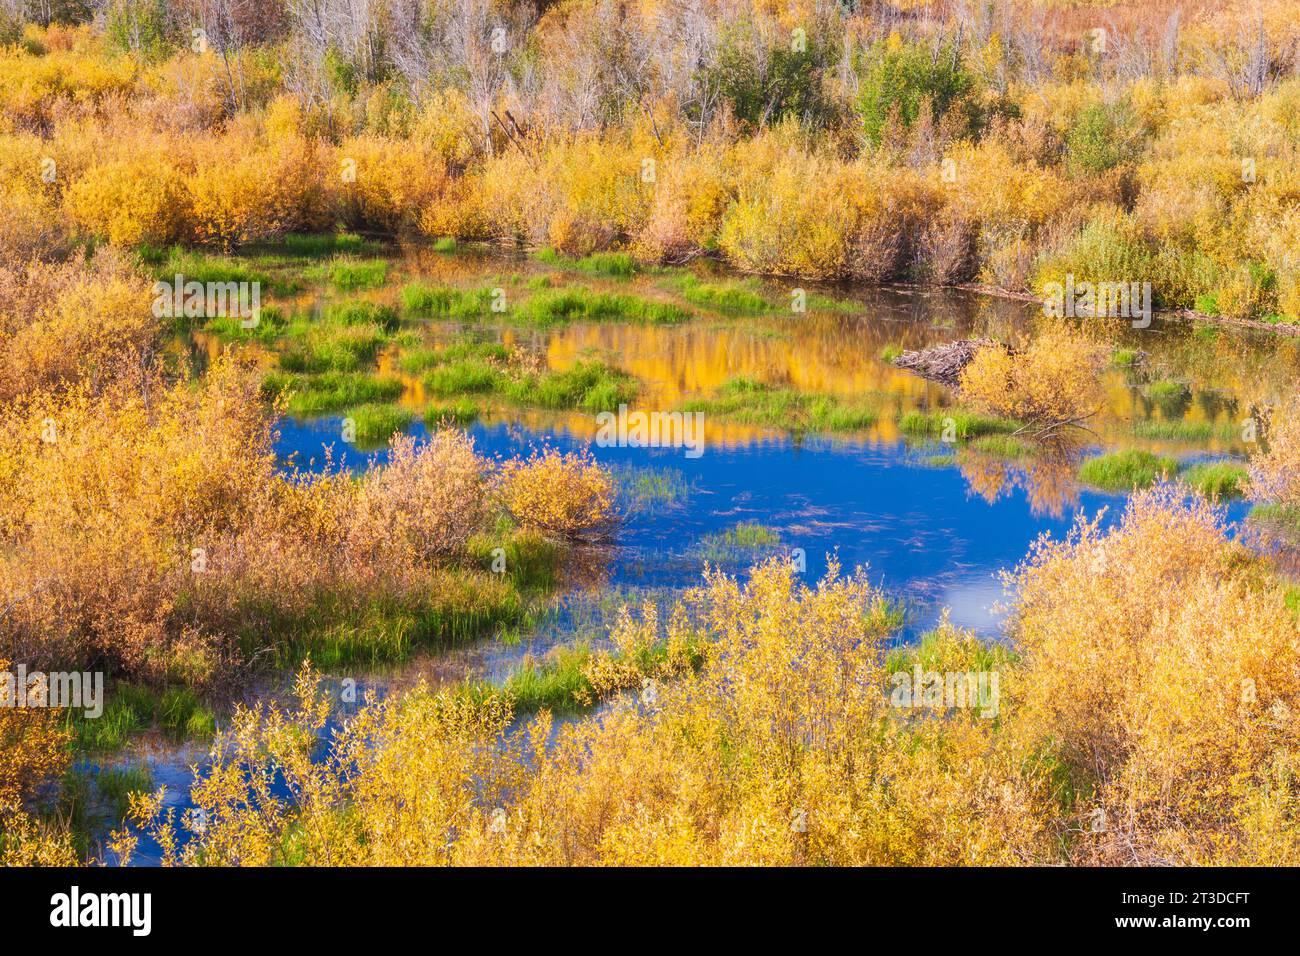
117, 489, 1300, 866
958, 321, 1107, 428
1008, 486, 1300, 864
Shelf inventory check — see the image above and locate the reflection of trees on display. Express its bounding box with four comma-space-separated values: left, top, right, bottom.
957, 436, 1084, 518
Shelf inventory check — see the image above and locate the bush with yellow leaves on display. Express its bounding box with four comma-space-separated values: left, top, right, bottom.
115, 559, 1049, 866
185, 104, 331, 249
64, 156, 188, 247
358, 431, 487, 560
496, 446, 615, 539
0, 247, 153, 402
0, 660, 78, 867
958, 321, 1107, 431
1248, 395, 1300, 510
113, 488, 1300, 867
334, 134, 455, 236
1007, 486, 1300, 864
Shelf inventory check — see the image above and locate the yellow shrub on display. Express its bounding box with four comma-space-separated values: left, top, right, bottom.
1249, 395, 1300, 508
1008, 487, 1300, 863
334, 135, 453, 235
121, 560, 1049, 866
634, 143, 733, 262
357, 432, 487, 560
496, 447, 614, 538
186, 129, 328, 249
959, 322, 1107, 428
64, 156, 187, 246
0, 250, 152, 402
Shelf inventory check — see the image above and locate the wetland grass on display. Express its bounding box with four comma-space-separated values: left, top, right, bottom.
683, 377, 880, 432
346, 403, 414, 443
262, 371, 405, 415
1182, 460, 1249, 499
1078, 449, 1179, 492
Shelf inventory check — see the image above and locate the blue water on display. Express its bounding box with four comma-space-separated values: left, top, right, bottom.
273, 415, 1253, 641
107, 381, 1256, 865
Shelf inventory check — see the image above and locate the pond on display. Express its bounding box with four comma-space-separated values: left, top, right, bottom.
107, 244, 1294, 862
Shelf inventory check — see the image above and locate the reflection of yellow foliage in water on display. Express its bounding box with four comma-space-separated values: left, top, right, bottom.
959, 443, 1082, 518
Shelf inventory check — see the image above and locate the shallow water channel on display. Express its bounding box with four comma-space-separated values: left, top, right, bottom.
100, 245, 1299, 863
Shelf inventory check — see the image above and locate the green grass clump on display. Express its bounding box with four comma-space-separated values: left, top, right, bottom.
1111, 347, 1141, 367
1144, 379, 1191, 417
880, 344, 904, 362
144, 246, 300, 301
1248, 504, 1300, 546
897, 409, 1019, 440
1181, 460, 1249, 499
505, 360, 638, 412
425, 358, 504, 396
148, 247, 267, 286
399, 340, 510, 372
263, 371, 405, 415
1132, 418, 1219, 441
93, 764, 155, 819
467, 522, 562, 592
258, 575, 526, 668
673, 275, 771, 313
683, 378, 880, 433
279, 323, 389, 373
281, 232, 378, 257
62, 682, 216, 753
327, 258, 389, 291
401, 282, 498, 318
517, 287, 690, 326
574, 251, 638, 276
431, 236, 458, 253
424, 399, 480, 427
498, 643, 595, 713
967, 434, 1039, 459
346, 403, 414, 443
720, 521, 779, 547
700, 521, 783, 564
491, 630, 708, 714
535, 247, 639, 277
885, 626, 1016, 676
1078, 449, 1179, 492
320, 299, 399, 331
609, 464, 692, 514
203, 305, 288, 341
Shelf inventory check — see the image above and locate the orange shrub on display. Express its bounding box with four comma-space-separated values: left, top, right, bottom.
0, 249, 153, 402
64, 155, 188, 246
334, 135, 455, 235
186, 124, 329, 249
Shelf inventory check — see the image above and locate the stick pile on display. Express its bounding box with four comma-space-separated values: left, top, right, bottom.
890, 339, 1010, 388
